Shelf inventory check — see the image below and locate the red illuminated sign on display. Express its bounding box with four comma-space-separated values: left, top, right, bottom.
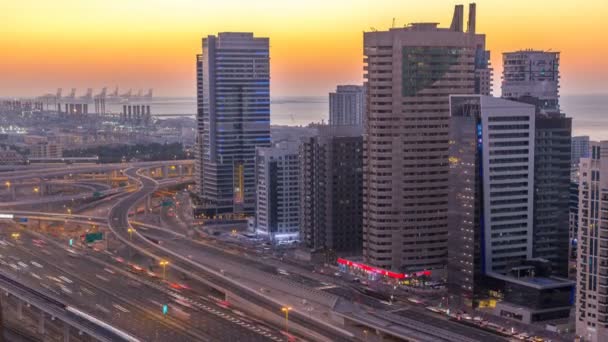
336, 258, 431, 279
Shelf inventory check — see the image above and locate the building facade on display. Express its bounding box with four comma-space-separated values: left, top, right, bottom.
29, 141, 62, 159
447, 95, 536, 305
195, 32, 270, 215
362, 3, 491, 273
576, 142, 608, 342
573, 136, 591, 167
532, 114, 572, 277
300, 125, 363, 255
194, 54, 205, 196
502, 49, 571, 277
255, 142, 300, 243
570, 178, 580, 278
502, 50, 560, 113
329, 85, 365, 127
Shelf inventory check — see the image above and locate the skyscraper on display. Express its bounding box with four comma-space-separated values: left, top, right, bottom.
329, 85, 365, 127
448, 95, 536, 306
255, 142, 300, 243
502, 50, 560, 113
572, 136, 591, 167
362, 3, 491, 273
300, 125, 363, 255
502, 50, 571, 277
576, 142, 608, 342
195, 32, 270, 215
532, 114, 572, 277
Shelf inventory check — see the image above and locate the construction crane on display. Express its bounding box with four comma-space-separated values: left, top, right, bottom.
95, 87, 107, 98
81, 88, 93, 100
120, 89, 132, 98
110, 86, 119, 97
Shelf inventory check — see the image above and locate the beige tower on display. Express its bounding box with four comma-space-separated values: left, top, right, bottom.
362, 3, 491, 273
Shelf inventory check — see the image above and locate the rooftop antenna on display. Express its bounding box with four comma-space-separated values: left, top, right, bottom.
467, 3, 476, 33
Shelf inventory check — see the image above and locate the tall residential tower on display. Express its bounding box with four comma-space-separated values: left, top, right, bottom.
447, 95, 536, 306
362, 3, 491, 273
300, 125, 364, 256
576, 142, 608, 342
502, 50, 560, 113
329, 85, 365, 127
502, 50, 571, 277
195, 32, 270, 215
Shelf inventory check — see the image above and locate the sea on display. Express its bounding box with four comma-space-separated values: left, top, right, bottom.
127, 95, 608, 139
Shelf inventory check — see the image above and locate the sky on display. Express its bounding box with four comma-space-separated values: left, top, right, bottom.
1, 0, 607, 98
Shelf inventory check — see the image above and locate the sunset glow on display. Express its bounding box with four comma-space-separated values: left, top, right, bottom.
1, 0, 606, 97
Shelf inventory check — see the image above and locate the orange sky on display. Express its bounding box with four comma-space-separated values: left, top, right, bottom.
1, 0, 606, 97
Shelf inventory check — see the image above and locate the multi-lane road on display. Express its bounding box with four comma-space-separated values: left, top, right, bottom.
1, 161, 521, 342
0, 222, 286, 341
107, 168, 355, 341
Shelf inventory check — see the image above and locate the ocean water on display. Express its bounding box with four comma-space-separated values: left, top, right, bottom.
562, 94, 608, 140
147, 96, 329, 126
148, 94, 608, 139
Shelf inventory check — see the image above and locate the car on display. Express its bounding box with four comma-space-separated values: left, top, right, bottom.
334, 272, 342, 277
59, 276, 73, 284
352, 278, 361, 283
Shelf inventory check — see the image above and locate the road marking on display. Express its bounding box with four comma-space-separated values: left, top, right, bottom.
95, 274, 109, 282
113, 304, 130, 313
81, 287, 94, 295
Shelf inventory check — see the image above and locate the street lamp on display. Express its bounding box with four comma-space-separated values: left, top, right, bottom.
159, 260, 169, 280
11, 232, 20, 239
33, 187, 39, 194
281, 306, 292, 333
127, 228, 134, 241
363, 329, 369, 342
67, 208, 72, 216
5, 181, 11, 188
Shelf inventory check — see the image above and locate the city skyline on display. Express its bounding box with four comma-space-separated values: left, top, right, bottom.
1, 2, 604, 341
2, 0, 607, 98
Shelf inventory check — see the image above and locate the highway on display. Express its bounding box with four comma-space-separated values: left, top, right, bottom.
0, 225, 281, 341
2, 207, 508, 341
0, 229, 197, 341
152, 197, 509, 342
0, 160, 512, 342
107, 167, 355, 341
0, 160, 193, 183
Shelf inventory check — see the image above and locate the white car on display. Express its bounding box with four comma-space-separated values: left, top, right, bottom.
59, 276, 73, 284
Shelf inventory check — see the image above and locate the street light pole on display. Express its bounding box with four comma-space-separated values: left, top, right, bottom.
159, 260, 169, 280
281, 306, 292, 334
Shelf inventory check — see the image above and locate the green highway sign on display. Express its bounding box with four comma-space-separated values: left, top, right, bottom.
85, 232, 103, 243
